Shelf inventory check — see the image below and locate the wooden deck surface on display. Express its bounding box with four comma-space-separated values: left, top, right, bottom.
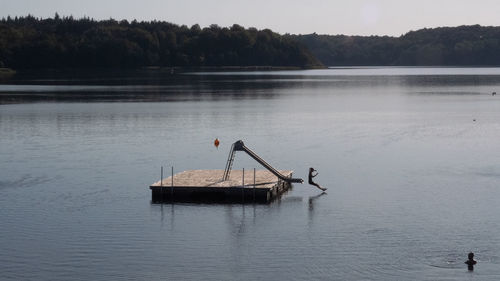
151, 169, 293, 189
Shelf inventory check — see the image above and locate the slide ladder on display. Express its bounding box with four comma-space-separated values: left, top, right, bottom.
223, 142, 236, 180
222, 140, 303, 183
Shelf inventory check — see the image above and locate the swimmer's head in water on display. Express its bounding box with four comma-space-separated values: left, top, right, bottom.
468, 252, 474, 260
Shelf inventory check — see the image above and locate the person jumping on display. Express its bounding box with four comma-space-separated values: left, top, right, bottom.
308, 167, 327, 191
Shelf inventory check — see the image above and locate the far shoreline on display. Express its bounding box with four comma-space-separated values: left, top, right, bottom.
1, 65, 326, 79
4, 65, 500, 82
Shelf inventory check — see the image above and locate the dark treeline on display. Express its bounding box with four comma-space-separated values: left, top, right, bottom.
0, 14, 321, 69
293, 25, 500, 66
2, 15, 500, 69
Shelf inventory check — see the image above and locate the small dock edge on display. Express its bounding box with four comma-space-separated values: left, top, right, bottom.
150, 169, 295, 204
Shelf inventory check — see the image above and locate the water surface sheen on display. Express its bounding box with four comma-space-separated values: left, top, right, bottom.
1, 68, 500, 280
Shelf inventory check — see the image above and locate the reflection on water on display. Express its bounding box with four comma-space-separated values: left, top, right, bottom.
2, 67, 500, 280
308, 192, 327, 211
3, 67, 500, 103
308, 192, 327, 229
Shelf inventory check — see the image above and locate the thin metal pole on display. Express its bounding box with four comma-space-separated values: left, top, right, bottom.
242, 168, 245, 203
242, 168, 245, 187
160, 166, 164, 202
171, 166, 174, 201
253, 168, 256, 202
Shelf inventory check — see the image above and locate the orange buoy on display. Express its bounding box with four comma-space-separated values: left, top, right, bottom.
214, 138, 220, 149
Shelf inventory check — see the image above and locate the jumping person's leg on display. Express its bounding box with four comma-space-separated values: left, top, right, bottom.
311, 181, 327, 191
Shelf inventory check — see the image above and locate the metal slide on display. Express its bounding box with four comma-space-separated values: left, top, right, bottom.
222, 140, 304, 183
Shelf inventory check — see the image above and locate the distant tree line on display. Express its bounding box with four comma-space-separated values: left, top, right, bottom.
0, 14, 321, 69
292, 25, 500, 66
2, 15, 500, 69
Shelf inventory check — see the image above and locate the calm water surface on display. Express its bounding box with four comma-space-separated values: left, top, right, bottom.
1, 67, 500, 280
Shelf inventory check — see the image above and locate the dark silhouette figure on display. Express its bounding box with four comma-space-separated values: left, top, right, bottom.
465, 252, 477, 271
492, 92, 496, 96
308, 168, 326, 191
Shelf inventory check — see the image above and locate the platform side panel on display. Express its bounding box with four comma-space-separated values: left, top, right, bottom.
150, 186, 272, 203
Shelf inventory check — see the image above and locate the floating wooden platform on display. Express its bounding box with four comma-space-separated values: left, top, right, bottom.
150, 169, 295, 203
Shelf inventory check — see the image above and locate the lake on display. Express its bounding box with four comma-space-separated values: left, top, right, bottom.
1, 67, 500, 280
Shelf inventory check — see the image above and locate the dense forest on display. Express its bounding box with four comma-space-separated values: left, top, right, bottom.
293, 25, 500, 66
2, 15, 500, 69
0, 15, 321, 69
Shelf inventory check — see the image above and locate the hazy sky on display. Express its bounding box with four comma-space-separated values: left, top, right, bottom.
2, 0, 500, 36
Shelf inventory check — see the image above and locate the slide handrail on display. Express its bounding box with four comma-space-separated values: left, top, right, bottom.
223, 140, 303, 183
